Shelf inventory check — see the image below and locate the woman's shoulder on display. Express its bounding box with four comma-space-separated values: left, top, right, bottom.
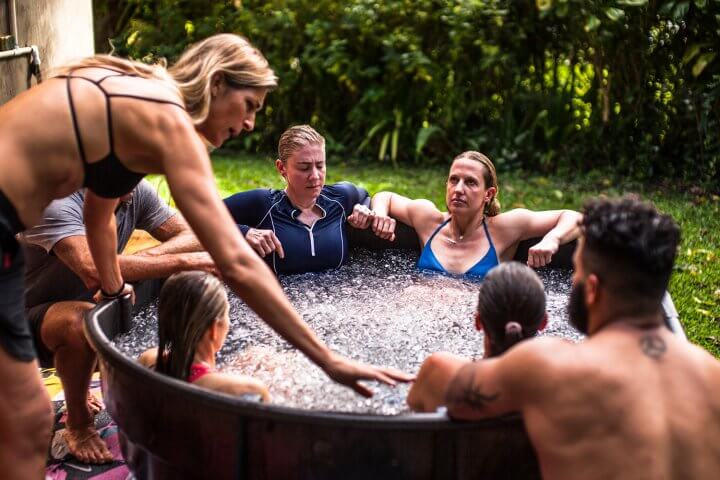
193, 371, 270, 400
486, 208, 535, 227
223, 188, 278, 205
410, 199, 446, 225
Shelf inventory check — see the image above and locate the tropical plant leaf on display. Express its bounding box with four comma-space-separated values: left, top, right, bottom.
585, 15, 601, 32
673, 1, 690, 20
390, 127, 399, 167
658, 1, 676, 15
535, 0, 552, 12
415, 125, 442, 155
378, 132, 390, 162
682, 43, 704, 65
692, 52, 717, 77
356, 119, 389, 154
605, 7, 625, 21
616, 0, 648, 6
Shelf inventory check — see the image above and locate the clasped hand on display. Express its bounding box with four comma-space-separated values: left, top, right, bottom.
527, 236, 559, 268
245, 228, 285, 258
346, 204, 397, 241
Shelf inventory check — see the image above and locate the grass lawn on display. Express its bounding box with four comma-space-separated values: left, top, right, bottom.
147, 153, 720, 357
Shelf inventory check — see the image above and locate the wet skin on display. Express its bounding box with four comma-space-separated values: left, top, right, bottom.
439, 240, 720, 480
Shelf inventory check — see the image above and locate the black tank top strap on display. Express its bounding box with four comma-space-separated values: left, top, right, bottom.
60, 67, 186, 163
64, 75, 89, 165
57, 66, 186, 198
106, 93, 186, 111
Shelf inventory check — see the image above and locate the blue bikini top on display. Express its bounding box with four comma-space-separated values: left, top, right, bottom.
417, 217, 499, 278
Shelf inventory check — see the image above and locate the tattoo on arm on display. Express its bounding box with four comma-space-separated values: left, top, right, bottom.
639, 334, 667, 359
446, 364, 500, 412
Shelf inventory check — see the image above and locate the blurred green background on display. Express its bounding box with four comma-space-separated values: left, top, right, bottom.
95, 0, 719, 183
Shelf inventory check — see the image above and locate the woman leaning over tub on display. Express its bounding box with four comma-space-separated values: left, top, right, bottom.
139, 271, 270, 401
0, 33, 409, 476
371, 151, 581, 277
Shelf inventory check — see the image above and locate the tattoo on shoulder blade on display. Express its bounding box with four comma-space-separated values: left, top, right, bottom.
639, 334, 667, 359
447, 365, 500, 411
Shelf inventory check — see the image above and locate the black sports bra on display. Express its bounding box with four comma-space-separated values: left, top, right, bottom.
56, 67, 185, 199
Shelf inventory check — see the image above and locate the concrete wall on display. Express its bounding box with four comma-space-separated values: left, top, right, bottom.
0, 0, 94, 104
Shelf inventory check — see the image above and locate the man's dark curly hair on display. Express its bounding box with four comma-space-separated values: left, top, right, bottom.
579, 197, 680, 311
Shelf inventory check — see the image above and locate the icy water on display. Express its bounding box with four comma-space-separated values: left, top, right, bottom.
116, 250, 580, 415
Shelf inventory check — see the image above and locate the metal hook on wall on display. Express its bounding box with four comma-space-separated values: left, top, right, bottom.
0, 0, 43, 86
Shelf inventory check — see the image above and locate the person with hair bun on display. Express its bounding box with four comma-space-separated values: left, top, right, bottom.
371, 151, 581, 277
139, 271, 270, 401
0, 34, 408, 475
425, 197, 719, 480
223, 124, 390, 274
407, 262, 547, 412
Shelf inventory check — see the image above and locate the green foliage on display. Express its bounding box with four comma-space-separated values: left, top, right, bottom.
105, 0, 720, 183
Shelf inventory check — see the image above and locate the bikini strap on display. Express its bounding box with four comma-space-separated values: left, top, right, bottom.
426, 217, 451, 246
482, 217, 496, 251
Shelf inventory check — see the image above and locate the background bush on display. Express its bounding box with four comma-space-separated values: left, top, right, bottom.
96, 0, 719, 183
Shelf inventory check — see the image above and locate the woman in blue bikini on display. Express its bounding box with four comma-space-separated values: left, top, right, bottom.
371, 151, 581, 278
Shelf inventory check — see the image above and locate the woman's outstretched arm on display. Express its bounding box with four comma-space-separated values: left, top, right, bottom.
83, 192, 133, 299
371, 192, 441, 241
496, 208, 582, 267
162, 119, 411, 396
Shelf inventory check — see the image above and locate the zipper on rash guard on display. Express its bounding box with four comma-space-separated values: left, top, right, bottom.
303, 211, 324, 257
308, 228, 315, 256
304, 225, 316, 256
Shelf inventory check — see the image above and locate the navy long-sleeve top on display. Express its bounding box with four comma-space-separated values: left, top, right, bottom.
223, 182, 370, 275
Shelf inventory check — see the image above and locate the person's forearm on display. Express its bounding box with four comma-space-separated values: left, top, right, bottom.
370, 192, 393, 216
86, 210, 123, 293
118, 253, 194, 282
136, 232, 204, 257
543, 210, 582, 245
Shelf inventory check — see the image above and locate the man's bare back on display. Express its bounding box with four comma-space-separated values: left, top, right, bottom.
505, 324, 720, 480
439, 197, 720, 480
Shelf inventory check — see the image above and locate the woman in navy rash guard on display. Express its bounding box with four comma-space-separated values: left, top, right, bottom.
224, 125, 384, 274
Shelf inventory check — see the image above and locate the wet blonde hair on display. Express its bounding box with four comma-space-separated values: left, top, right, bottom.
277, 125, 325, 163
54, 34, 277, 125
155, 271, 228, 380
453, 151, 501, 216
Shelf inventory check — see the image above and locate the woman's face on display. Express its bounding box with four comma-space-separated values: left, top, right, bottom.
276, 143, 326, 205
445, 158, 495, 215
197, 78, 267, 148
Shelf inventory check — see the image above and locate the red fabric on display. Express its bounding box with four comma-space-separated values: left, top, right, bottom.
187, 363, 213, 383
